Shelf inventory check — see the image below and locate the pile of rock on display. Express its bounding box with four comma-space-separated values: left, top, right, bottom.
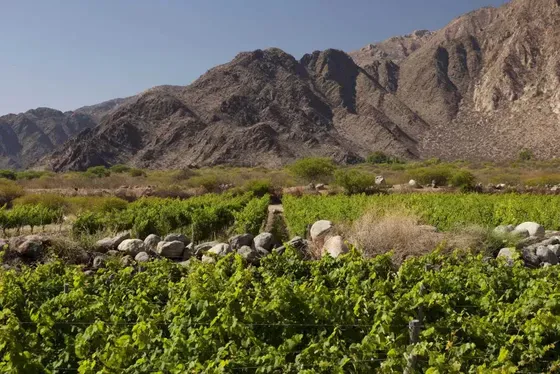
309, 220, 349, 258
496, 222, 560, 268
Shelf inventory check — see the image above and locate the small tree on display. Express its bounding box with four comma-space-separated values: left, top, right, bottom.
334, 169, 376, 195
110, 164, 131, 173
0, 170, 16, 181
85, 166, 110, 178
289, 157, 336, 183
450, 170, 476, 192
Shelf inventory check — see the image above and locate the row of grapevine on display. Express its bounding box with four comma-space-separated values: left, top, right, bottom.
0, 250, 558, 372
0, 205, 63, 234
72, 192, 269, 241
283, 193, 560, 236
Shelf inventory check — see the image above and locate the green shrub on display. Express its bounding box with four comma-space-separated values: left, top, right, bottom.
518, 149, 533, 161
408, 166, 453, 186
450, 170, 476, 191
16, 170, 54, 180
0, 170, 16, 180
188, 175, 220, 192
13, 194, 69, 211
72, 212, 105, 236
288, 157, 336, 183
0, 180, 24, 207
366, 151, 404, 164
84, 166, 110, 178
110, 164, 131, 173
334, 169, 376, 195
129, 168, 147, 177
244, 179, 272, 197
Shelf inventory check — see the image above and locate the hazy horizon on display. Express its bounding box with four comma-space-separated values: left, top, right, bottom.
1, 0, 507, 115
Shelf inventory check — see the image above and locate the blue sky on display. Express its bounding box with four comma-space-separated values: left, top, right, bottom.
0, 0, 507, 115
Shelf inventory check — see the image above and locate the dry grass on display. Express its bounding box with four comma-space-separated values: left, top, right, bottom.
348, 209, 444, 264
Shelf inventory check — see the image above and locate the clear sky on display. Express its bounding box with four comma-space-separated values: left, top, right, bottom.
0, 0, 507, 115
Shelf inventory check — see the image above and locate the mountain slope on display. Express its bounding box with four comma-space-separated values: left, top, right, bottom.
38, 0, 560, 169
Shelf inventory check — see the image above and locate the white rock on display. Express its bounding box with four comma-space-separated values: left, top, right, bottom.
134, 252, 150, 263
208, 243, 232, 256
310, 220, 333, 242
117, 239, 145, 256
322, 236, 349, 258
143, 234, 161, 251
515, 222, 545, 239
408, 179, 418, 188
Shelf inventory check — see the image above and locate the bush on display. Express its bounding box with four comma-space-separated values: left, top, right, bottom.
0, 170, 16, 180
84, 166, 110, 178
16, 170, 53, 180
519, 149, 533, 161
244, 179, 272, 197
129, 168, 147, 177
334, 169, 376, 195
450, 170, 476, 191
13, 194, 69, 211
188, 175, 220, 192
408, 166, 453, 186
288, 157, 336, 183
0, 180, 24, 207
110, 164, 131, 173
72, 212, 105, 236
366, 151, 404, 164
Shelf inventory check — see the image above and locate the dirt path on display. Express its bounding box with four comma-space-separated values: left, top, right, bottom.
264, 204, 284, 233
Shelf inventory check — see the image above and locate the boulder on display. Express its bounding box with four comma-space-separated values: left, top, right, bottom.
549, 244, 560, 257
120, 255, 135, 267
497, 248, 516, 265
515, 222, 545, 239
322, 236, 349, 258
540, 237, 560, 246
193, 241, 220, 257
164, 233, 190, 246
536, 246, 559, 265
375, 176, 386, 186
208, 243, 232, 257
118, 239, 145, 256
135, 252, 150, 263
516, 236, 543, 249
156, 241, 185, 259
92, 255, 107, 269
408, 179, 419, 188
494, 225, 514, 235
143, 234, 161, 251
229, 234, 254, 250
16, 240, 43, 259
315, 183, 326, 190
95, 231, 131, 253
253, 233, 276, 251
521, 247, 541, 268
238, 245, 259, 263
274, 236, 309, 255
310, 221, 333, 242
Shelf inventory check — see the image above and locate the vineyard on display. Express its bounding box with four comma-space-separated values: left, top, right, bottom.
70, 192, 269, 241
0, 250, 558, 372
283, 193, 560, 236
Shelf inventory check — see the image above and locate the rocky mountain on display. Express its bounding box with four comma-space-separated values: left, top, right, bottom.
0, 99, 125, 168
39, 0, 560, 170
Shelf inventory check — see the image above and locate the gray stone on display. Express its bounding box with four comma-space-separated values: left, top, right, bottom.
92, 255, 107, 269
117, 239, 145, 256
229, 234, 254, 250
310, 221, 333, 242
120, 255, 135, 267
540, 237, 560, 246
516, 236, 543, 249
143, 234, 161, 251
208, 243, 232, 257
253, 233, 276, 251
95, 231, 131, 253
497, 248, 516, 264
134, 252, 150, 263
511, 229, 530, 239
515, 222, 545, 239
164, 233, 190, 246
194, 241, 219, 255
549, 244, 560, 257
16, 240, 43, 259
521, 247, 541, 268
238, 245, 259, 263
156, 241, 185, 259
536, 246, 559, 265
375, 176, 386, 186
494, 225, 514, 235
322, 236, 349, 258
201, 255, 216, 264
